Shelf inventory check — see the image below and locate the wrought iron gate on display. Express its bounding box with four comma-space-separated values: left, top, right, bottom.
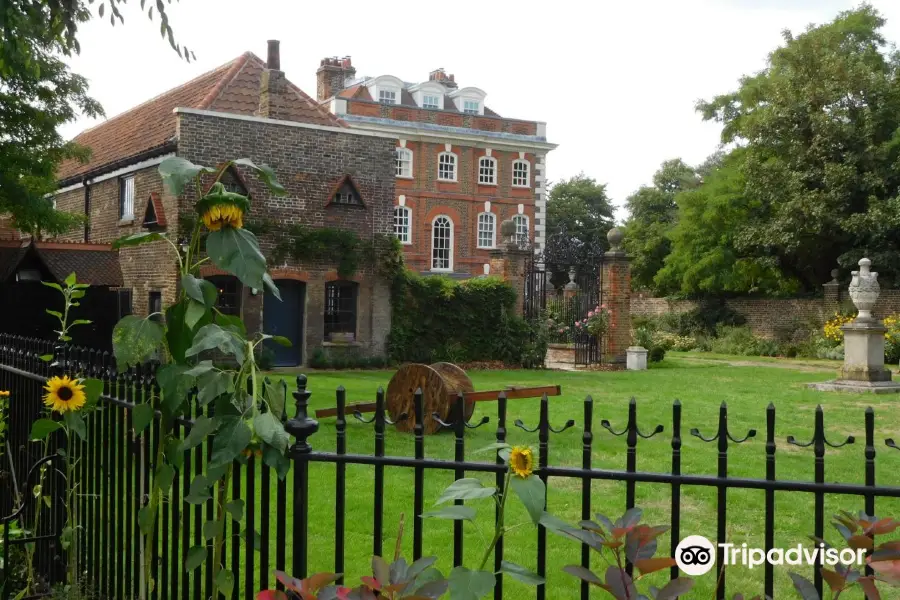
524, 256, 604, 367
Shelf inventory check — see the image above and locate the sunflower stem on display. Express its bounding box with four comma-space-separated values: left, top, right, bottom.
141, 425, 168, 600
478, 468, 512, 572
211, 464, 233, 599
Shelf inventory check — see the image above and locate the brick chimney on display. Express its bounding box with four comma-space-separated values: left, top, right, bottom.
316, 56, 356, 101
258, 40, 293, 120
429, 68, 457, 89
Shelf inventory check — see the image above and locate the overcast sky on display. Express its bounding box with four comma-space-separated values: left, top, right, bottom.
60, 0, 900, 220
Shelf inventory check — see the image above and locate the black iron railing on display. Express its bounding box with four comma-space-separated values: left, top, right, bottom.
2, 334, 900, 600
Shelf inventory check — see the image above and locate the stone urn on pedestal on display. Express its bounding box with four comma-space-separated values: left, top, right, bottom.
809, 258, 900, 393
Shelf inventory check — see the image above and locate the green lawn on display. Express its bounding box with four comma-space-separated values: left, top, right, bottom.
231, 357, 900, 599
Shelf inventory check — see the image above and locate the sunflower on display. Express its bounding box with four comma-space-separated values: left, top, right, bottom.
201, 203, 244, 231
196, 182, 250, 232
43, 376, 86, 414
509, 446, 534, 478
0, 390, 9, 397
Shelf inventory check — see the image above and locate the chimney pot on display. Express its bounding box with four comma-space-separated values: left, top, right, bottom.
267, 40, 281, 70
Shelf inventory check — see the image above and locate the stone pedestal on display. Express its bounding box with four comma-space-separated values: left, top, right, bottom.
627, 346, 648, 371
808, 258, 900, 393
840, 322, 891, 382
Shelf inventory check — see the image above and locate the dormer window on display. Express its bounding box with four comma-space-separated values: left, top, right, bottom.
379, 89, 398, 104
463, 100, 480, 114
327, 175, 364, 207
423, 95, 440, 109
333, 185, 359, 205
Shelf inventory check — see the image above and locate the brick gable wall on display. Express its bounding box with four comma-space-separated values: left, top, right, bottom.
52, 165, 179, 316
176, 111, 395, 359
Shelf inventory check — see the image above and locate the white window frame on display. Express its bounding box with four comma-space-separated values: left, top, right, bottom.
119, 175, 135, 220
513, 214, 530, 244
379, 88, 398, 104
431, 215, 454, 272
478, 156, 497, 185
463, 99, 480, 114
438, 152, 457, 182
512, 159, 531, 187
476, 212, 496, 249
394, 206, 412, 245
422, 95, 440, 109
395, 148, 413, 178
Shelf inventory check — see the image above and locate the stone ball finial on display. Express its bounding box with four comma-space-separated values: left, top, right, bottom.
607, 227, 624, 251
830, 268, 839, 283
500, 219, 516, 238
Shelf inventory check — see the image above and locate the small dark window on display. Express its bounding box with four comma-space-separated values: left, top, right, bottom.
208, 276, 241, 316
219, 168, 249, 196
148, 291, 162, 322
117, 289, 133, 320
325, 281, 357, 337
332, 183, 360, 205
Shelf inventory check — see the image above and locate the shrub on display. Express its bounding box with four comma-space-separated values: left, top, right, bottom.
388, 271, 541, 366
650, 331, 697, 351
823, 312, 855, 344
648, 346, 666, 363
885, 314, 900, 364
256, 346, 277, 371
709, 325, 781, 356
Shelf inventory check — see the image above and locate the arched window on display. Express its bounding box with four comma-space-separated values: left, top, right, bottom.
513, 214, 530, 245
476, 212, 496, 249
395, 148, 413, 178
512, 159, 531, 187
438, 152, 457, 182
394, 206, 412, 244
431, 215, 454, 271
478, 156, 496, 185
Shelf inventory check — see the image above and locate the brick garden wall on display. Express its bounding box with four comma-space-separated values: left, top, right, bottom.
631, 290, 900, 339
176, 110, 396, 359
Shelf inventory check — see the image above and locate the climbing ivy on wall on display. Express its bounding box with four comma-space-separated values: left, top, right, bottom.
241, 220, 403, 279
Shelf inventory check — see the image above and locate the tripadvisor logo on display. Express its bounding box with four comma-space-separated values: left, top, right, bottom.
675, 535, 866, 576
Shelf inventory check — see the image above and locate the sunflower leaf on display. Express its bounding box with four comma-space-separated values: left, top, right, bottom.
81, 378, 103, 411
511, 475, 545, 525
112, 315, 164, 369
63, 411, 86, 441
30, 418, 62, 440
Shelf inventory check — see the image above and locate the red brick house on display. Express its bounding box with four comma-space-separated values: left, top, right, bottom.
316, 58, 557, 277
50, 41, 396, 366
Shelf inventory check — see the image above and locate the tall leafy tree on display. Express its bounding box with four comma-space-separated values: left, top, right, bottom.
623, 159, 699, 291
543, 173, 615, 270
0, 1, 189, 237
655, 149, 797, 295
692, 4, 900, 291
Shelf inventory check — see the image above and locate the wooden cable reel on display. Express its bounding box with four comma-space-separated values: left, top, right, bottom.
314, 362, 562, 435
386, 362, 476, 434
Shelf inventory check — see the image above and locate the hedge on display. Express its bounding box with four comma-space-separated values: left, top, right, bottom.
387, 271, 545, 366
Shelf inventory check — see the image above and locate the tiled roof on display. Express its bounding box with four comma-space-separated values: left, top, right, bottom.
0, 240, 123, 286
58, 53, 344, 182
0, 241, 29, 281
34, 242, 124, 287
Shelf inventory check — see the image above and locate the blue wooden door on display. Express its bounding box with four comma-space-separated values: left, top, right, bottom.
263, 280, 304, 366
